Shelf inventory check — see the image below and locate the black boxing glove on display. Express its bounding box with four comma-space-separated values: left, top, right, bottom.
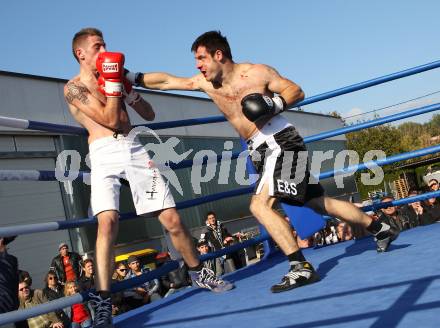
124, 69, 144, 87
241, 93, 287, 122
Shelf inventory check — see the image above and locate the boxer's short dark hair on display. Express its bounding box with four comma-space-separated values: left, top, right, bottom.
191, 30, 232, 60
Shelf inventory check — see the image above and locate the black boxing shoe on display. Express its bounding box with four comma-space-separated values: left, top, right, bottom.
271, 261, 320, 293
375, 222, 399, 253
88, 292, 113, 328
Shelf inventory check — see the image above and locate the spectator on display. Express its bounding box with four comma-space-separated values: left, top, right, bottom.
42, 271, 70, 327
202, 212, 234, 250
111, 262, 130, 315
378, 196, 410, 232
424, 179, 440, 222
324, 223, 339, 245
112, 262, 128, 282
159, 253, 191, 298
64, 281, 92, 328
196, 239, 216, 273
124, 255, 162, 308
0, 236, 19, 315
18, 270, 32, 288
401, 190, 431, 227
18, 280, 64, 328
201, 211, 236, 275
50, 243, 82, 285
16, 270, 31, 328
313, 230, 325, 247
78, 259, 94, 291
336, 222, 354, 242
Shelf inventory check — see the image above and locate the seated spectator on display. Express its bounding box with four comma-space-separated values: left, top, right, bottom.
313, 230, 325, 247
324, 223, 339, 245
19, 270, 32, 288
158, 253, 191, 298
336, 222, 354, 242
424, 179, 440, 222
42, 271, 70, 327
50, 243, 82, 285
78, 258, 94, 291
196, 239, 216, 274
17, 270, 32, 328
378, 196, 410, 232
112, 262, 128, 282
18, 280, 64, 328
110, 262, 130, 316
64, 281, 92, 328
401, 190, 432, 227
0, 236, 19, 316
124, 256, 162, 309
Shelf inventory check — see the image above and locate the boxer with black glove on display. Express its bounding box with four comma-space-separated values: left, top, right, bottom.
241, 93, 287, 122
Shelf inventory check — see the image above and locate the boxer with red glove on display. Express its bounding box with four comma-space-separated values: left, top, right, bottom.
96, 52, 125, 97
97, 75, 141, 107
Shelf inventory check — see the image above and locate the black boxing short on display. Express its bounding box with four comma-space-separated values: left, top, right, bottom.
247, 115, 324, 206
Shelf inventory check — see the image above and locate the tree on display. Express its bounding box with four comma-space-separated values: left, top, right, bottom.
425, 113, 440, 136
399, 122, 425, 151
346, 125, 405, 172
346, 125, 405, 198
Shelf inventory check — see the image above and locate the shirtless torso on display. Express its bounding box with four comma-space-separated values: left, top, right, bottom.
200, 63, 275, 139
65, 74, 131, 144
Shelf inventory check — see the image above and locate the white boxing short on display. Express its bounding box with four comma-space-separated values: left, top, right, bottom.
89, 135, 175, 216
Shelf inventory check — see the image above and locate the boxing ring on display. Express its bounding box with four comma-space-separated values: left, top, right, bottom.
1, 60, 440, 327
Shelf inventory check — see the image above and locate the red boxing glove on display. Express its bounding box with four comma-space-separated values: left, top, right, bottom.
96, 52, 125, 97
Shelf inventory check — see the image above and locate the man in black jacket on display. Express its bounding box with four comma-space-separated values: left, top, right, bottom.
0, 236, 18, 315
202, 212, 234, 250
378, 196, 410, 233
50, 242, 83, 285
400, 190, 432, 227
200, 212, 236, 275
424, 180, 440, 222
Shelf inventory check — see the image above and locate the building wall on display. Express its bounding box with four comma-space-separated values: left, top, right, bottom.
0, 134, 71, 288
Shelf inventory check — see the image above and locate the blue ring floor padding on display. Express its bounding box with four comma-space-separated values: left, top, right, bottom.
114, 223, 440, 328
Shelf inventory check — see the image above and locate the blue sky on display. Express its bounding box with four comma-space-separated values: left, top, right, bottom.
2, 1, 440, 124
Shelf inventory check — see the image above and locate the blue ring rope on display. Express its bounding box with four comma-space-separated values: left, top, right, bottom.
2, 100, 440, 182
1, 141, 439, 237
2, 59, 440, 134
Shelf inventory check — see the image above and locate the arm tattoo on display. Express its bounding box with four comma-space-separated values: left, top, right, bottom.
65, 82, 90, 105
